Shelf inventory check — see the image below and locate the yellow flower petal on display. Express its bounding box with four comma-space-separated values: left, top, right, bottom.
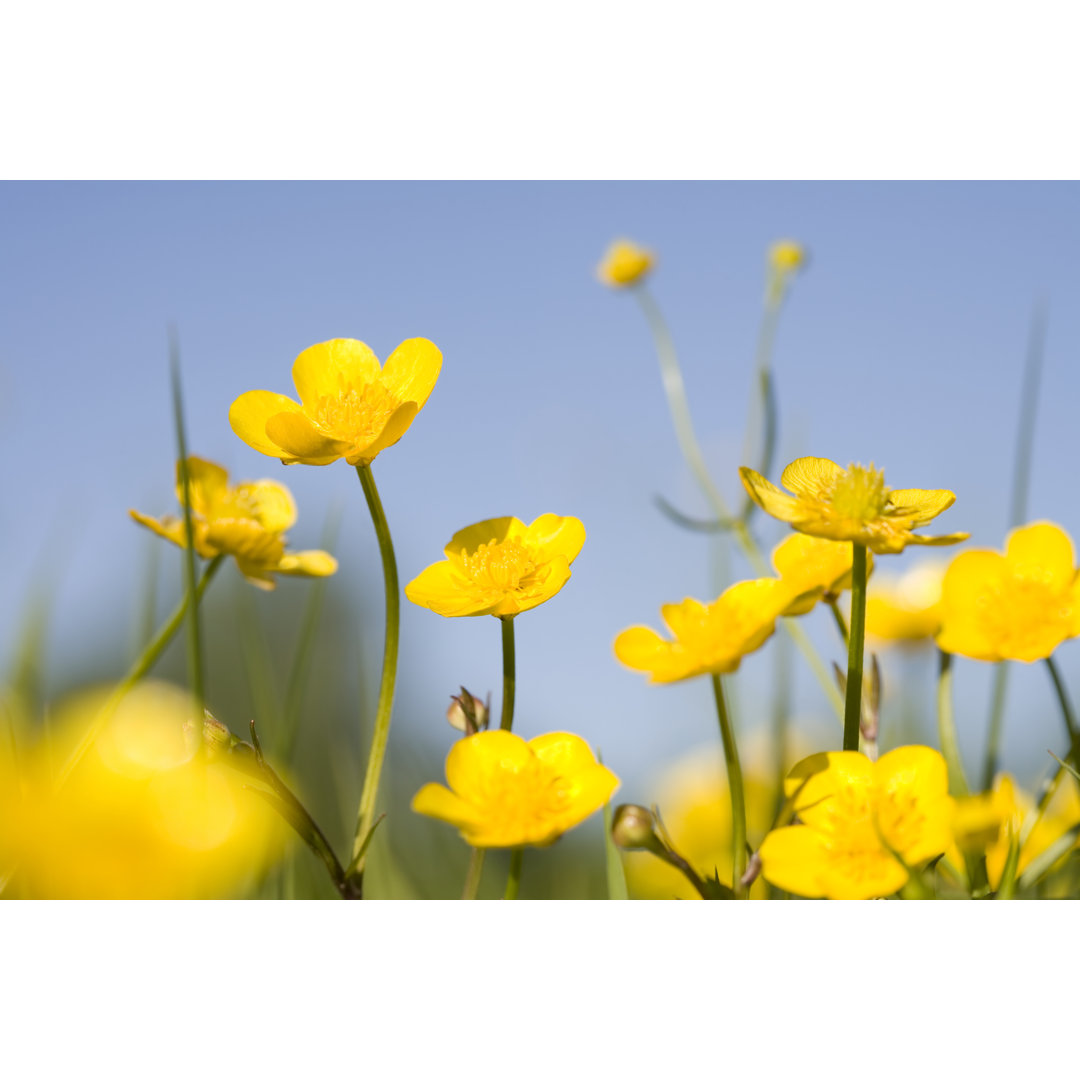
443, 517, 523, 561
345, 401, 419, 466
738, 467, 801, 523
596, 238, 654, 288
757, 825, 834, 898
228, 390, 305, 459
264, 411, 352, 465
276, 551, 338, 578
613, 626, 672, 677
405, 561, 499, 617
445, 729, 534, 794
887, 488, 956, 525
780, 457, 845, 498
873, 746, 953, 863
1005, 521, 1076, 588
129, 509, 187, 549
178, 456, 229, 514
378, 337, 443, 408
291, 339, 381, 409
522, 514, 587, 566
411, 782, 485, 830
232, 480, 297, 533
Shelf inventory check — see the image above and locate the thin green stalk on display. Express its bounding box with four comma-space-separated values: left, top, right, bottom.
462, 849, 485, 901
936, 649, 970, 796
769, 616, 793, 825
982, 303, 1047, 789
237, 586, 281, 735
842, 544, 868, 752
168, 328, 205, 726
712, 674, 747, 896
739, 294, 783, 523
135, 534, 161, 658
827, 597, 850, 646
1045, 656, 1080, 774
348, 464, 400, 889
504, 848, 523, 900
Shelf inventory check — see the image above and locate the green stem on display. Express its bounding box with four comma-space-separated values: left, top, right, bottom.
842, 544, 868, 752
462, 849, 485, 901
828, 597, 850, 646
739, 294, 783, 523
349, 464, 400, 888
936, 649, 970, 796
499, 616, 516, 731
712, 674, 747, 896
56, 555, 225, 789
504, 848, 523, 900
1045, 656, 1080, 774
982, 664, 1009, 791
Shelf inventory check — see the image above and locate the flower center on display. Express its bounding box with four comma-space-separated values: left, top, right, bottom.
311, 382, 401, 446
461, 539, 538, 593
475, 760, 572, 834
829, 463, 889, 521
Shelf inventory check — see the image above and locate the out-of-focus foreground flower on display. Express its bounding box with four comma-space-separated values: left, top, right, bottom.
740, 457, 969, 554
0, 682, 286, 898
405, 515, 586, 617
936, 521, 1080, 662
614, 578, 794, 683
759, 746, 954, 899
131, 456, 337, 590
866, 559, 947, 644
229, 337, 442, 467
596, 238, 655, 288
771, 533, 872, 616
412, 730, 618, 848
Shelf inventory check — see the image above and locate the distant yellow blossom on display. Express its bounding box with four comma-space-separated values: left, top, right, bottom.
866, 560, 947, 644
412, 730, 618, 848
771, 533, 872, 616
740, 457, 969, 555
759, 746, 954, 899
0, 682, 286, 898
131, 456, 337, 590
405, 515, 586, 618
614, 578, 795, 684
936, 522, 1080, 663
230, 337, 442, 467
768, 239, 807, 275
596, 238, 655, 288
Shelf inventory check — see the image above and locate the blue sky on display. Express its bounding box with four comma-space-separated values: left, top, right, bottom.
3, 181, 1079, 796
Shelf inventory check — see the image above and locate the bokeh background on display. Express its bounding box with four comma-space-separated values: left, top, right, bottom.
3, 181, 1079, 897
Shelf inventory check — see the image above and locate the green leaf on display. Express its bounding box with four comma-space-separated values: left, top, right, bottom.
995, 825, 1021, 899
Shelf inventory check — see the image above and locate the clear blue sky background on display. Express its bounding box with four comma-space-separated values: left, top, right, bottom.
3, 182, 1079, 796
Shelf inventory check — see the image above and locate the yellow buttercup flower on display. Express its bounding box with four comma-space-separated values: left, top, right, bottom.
950, 773, 1080, 890
0, 682, 287, 898
412, 730, 619, 848
936, 522, 1080, 663
131, 456, 337, 590
759, 746, 954, 899
229, 337, 442, 467
596, 238, 655, 288
405, 515, 586, 618
768, 239, 807, 275
866, 560, 947, 644
614, 578, 795, 684
771, 532, 872, 616
740, 457, 969, 555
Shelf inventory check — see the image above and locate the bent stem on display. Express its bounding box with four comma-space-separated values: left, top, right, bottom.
842, 544, 868, 752
349, 464, 400, 890
936, 650, 970, 797
504, 848, 524, 900
1045, 656, 1080, 776
712, 674, 747, 897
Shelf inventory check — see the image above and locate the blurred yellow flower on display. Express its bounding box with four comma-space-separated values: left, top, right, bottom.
740, 457, 969, 555
412, 730, 618, 848
596, 238, 655, 288
768, 239, 807, 275
405, 514, 586, 618
131, 456, 337, 590
771, 532, 872, 616
936, 522, 1080, 663
759, 746, 954, 899
0, 682, 286, 898
229, 337, 442, 467
866, 560, 947, 644
614, 578, 795, 684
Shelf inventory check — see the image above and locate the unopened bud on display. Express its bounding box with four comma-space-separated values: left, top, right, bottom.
611, 804, 667, 856
447, 687, 489, 735
184, 709, 241, 758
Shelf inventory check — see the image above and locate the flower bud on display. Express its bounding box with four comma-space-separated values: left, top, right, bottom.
611, 804, 667, 856
447, 687, 489, 735
183, 709, 241, 758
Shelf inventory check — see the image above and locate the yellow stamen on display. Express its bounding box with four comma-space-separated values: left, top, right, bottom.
312, 383, 401, 445
461, 539, 538, 592
830, 463, 889, 521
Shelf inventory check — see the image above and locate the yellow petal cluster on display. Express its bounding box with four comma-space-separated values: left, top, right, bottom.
130, 456, 337, 590
614, 578, 795, 684
411, 730, 619, 848
936, 521, 1080, 663
740, 456, 969, 554
0, 682, 286, 898
759, 746, 954, 899
229, 337, 442, 467
596, 238, 655, 288
768, 239, 807, 275
866, 560, 947, 644
771, 532, 872, 616
405, 514, 586, 618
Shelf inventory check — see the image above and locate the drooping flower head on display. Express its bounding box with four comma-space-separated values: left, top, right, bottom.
411, 730, 619, 848
740, 457, 969, 554
230, 337, 442, 467
131, 456, 337, 590
771, 532, 873, 616
614, 578, 795, 684
758, 746, 955, 900
405, 515, 586, 618
936, 522, 1080, 663
766, 239, 808, 303
866, 559, 947, 645
596, 238, 655, 288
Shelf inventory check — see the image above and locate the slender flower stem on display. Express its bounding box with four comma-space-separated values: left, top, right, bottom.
504, 848, 523, 900
349, 464, 400, 888
739, 293, 783, 523
827, 597, 850, 646
842, 544, 868, 752
1045, 656, 1080, 773
712, 674, 747, 897
936, 649, 970, 796
461, 849, 485, 901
